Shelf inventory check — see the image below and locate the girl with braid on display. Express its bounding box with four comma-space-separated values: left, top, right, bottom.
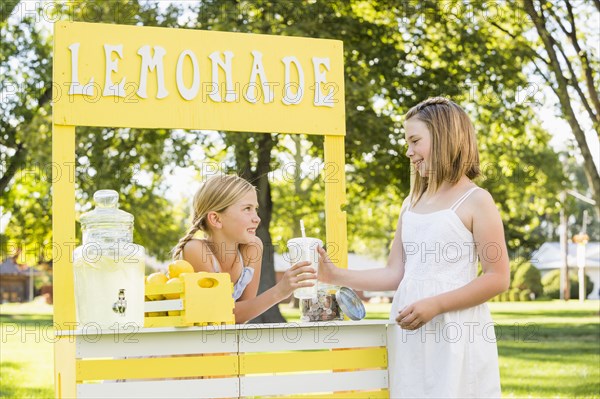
172, 174, 315, 324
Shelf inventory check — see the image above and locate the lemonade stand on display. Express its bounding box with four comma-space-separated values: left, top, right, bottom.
53, 21, 391, 398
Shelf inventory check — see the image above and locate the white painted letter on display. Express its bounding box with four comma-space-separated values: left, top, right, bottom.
68, 43, 94, 96
208, 51, 237, 102
281, 56, 304, 105
137, 45, 168, 99
245, 50, 274, 104
312, 57, 334, 107
176, 50, 200, 101
103, 44, 126, 97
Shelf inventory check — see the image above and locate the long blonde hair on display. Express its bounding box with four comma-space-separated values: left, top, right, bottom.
172, 174, 256, 260
405, 97, 480, 206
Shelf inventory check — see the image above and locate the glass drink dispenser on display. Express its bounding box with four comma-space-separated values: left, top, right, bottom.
73, 190, 145, 329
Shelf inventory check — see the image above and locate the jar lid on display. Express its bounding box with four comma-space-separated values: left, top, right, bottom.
79, 190, 133, 227
335, 287, 366, 321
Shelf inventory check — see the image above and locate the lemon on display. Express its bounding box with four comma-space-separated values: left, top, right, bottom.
164, 277, 181, 300
145, 272, 168, 300
198, 278, 216, 288
168, 260, 194, 278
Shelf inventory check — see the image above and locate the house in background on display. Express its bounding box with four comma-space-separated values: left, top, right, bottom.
0, 256, 33, 303
274, 252, 391, 302
531, 241, 600, 300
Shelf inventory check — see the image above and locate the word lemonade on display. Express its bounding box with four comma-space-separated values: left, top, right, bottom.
67, 41, 337, 106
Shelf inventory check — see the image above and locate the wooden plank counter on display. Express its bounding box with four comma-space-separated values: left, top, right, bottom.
55, 321, 391, 398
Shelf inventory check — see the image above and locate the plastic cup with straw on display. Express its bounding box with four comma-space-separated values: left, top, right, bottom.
287, 219, 322, 299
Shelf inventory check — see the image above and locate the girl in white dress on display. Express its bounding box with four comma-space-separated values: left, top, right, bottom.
318, 97, 510, 398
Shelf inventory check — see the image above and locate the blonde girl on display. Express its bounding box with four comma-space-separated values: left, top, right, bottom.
173, 174, 315, 324
318, 97, 510, 397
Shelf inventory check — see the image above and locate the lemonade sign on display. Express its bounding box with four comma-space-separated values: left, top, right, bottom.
53, 22, 345, 135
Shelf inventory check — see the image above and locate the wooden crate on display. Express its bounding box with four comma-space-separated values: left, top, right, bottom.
144, 272, 235, 327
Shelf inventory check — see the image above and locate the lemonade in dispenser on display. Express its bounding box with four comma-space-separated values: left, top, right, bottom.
73, 190, 145, 328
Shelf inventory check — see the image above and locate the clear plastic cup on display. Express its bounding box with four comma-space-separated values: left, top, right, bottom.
286, 237, 323, 299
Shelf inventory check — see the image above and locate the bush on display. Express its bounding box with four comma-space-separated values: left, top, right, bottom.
509, 258, 525, 282
541, 269, 594, 299
509, 288, 521, 301
512, 261, 543, 297
519, 289, 533, 301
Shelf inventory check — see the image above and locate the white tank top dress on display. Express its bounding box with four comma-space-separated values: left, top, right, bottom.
388, 187, 502, 398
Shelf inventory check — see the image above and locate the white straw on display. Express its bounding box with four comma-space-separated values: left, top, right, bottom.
300, 219, 306, 238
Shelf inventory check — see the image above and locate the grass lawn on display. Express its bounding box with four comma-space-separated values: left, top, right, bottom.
0, 299, 54, 399
1, 299, 598, 398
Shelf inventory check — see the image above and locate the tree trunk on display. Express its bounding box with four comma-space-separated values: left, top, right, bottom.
247, 133, 286, 323
0, 142, 26, 195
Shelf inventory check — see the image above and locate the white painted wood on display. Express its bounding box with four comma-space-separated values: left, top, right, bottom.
144, 299, 183, 312
239, 370, 388, 396
77, 378, 239, 398
238, 324, 387, 352
77, 329, 238, 357
55, 320, 390, 336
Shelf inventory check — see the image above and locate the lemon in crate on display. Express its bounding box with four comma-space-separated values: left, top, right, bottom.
144, 260, 235, 327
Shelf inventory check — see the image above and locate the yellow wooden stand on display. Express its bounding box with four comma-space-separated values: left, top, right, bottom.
52, 21, 389, 398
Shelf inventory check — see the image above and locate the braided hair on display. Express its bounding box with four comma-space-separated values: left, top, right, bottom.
171, 175, 256, 260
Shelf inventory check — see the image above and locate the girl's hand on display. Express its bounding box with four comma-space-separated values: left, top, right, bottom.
396, 297, 441, 330
316, 246, 339, 284
276, 261, 316, 297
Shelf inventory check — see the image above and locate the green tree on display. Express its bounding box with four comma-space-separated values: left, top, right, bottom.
491, 0, 599, 208
1, 1, 195, 261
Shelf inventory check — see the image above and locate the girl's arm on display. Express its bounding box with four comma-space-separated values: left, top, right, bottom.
233, 236, 316, 324
317, 210, 406, 292
397, 189, 510, 330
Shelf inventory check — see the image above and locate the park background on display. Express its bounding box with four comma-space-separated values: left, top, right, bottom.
1, 0, 599, 397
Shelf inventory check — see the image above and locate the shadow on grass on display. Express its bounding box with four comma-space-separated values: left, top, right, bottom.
502, 375, 600, 397
499, 339, 599, 364
493, 309, 599, 318
495, 322, 600, 342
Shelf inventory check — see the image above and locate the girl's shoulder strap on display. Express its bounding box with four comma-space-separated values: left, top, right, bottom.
237, 249, 245, 268
450, 186, 480, 211
210, 254, 221, 272
400, 196, 412, 214
195, 238, 221, 272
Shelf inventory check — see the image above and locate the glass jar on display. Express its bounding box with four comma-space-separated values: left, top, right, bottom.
73, 190, 145, 329
300, 284, 366, 322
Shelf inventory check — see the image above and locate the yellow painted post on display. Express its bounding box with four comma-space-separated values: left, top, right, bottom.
52, 123, 76, 327
324, 135, 348, 269
54, 336, 76, 398
52, 123, 77, 398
